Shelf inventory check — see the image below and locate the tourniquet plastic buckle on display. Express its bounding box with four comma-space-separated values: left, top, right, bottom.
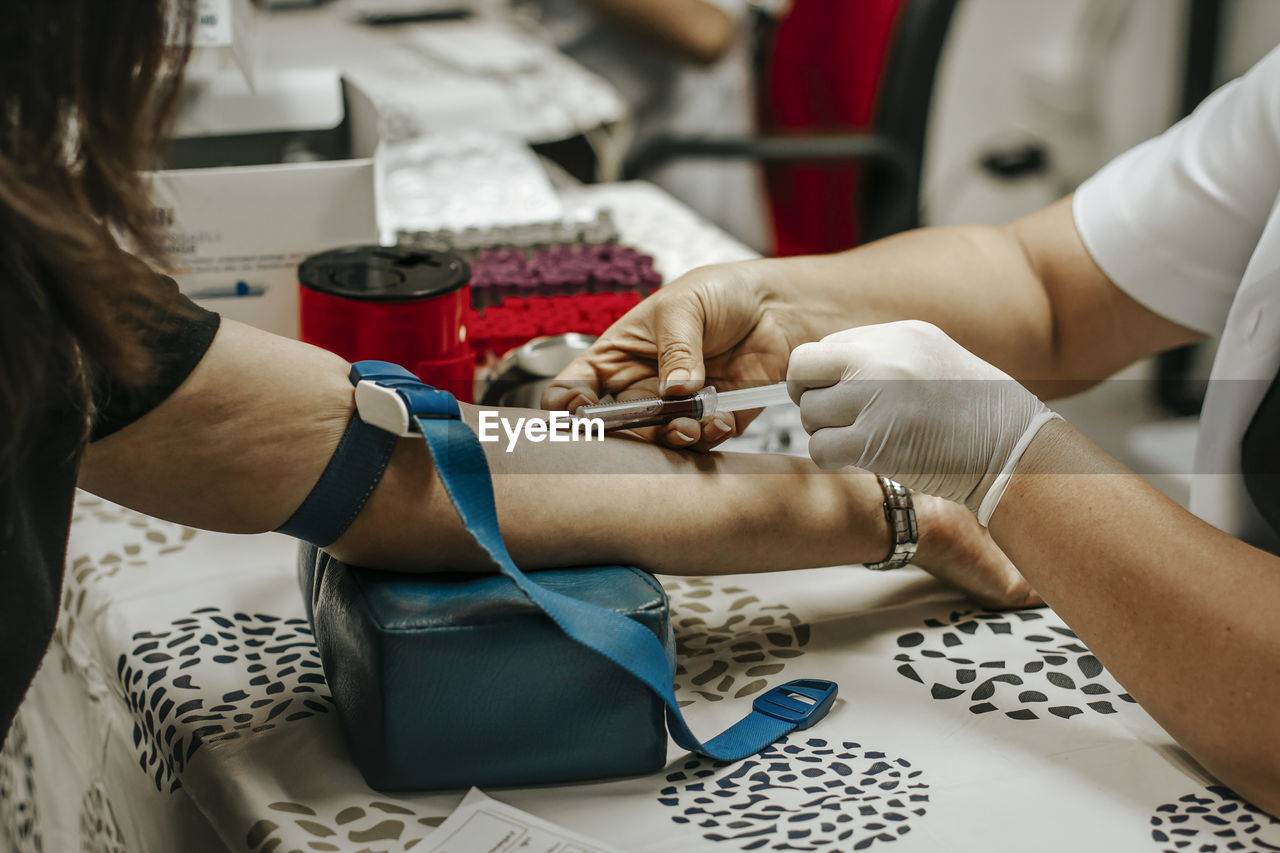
752, 679, 839, 730
350, 360, 461, 437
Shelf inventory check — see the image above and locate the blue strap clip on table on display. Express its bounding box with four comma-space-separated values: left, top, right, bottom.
298, 359, 838, 790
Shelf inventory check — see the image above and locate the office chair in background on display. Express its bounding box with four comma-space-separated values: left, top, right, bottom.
623, 0, 960, 256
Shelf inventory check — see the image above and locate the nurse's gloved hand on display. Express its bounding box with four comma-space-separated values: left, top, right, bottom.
787, 321, 1061, 525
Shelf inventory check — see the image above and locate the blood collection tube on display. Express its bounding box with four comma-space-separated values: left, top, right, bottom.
576, 391, 710, 431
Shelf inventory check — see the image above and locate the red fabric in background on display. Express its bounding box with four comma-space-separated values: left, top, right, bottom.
763, 0, 903, 256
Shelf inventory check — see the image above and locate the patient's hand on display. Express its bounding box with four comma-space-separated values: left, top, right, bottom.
914, 494, 1042, 610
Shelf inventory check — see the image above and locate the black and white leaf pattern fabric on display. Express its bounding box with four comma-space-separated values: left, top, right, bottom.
116, 606, 332, 793
79, 783, 127, 853
245, 799, 445, 852
659, 737, 929, 851
62, 497, 199, 651
1150, 787, 1280, 852
0, 712, 42, 853
892, 608, 1137, 720
667, 577, 811, 707
20, 486, 1280, 852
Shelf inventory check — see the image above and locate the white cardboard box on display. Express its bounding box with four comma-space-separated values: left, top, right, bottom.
149, 69, 379, 338
186, 0, 259, 85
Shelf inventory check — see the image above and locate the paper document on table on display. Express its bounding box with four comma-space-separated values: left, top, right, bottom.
422, 788, 626, 853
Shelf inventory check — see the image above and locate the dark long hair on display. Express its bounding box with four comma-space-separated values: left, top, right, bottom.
0, 1, 195, 471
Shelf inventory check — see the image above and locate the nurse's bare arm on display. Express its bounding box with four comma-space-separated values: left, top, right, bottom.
992, 421, 1280, 816
572, 0, 736, 64
737, 197, 1205, 395
78, 319, 1028, 601
550, 196, 1205, 449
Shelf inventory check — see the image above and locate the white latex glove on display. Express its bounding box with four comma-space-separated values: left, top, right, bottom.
786, 320, 1061, 525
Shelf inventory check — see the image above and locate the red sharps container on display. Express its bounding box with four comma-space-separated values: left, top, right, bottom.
299, 246, 473, 402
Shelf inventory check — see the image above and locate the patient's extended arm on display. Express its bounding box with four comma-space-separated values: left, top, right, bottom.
79, 319, 1032, 602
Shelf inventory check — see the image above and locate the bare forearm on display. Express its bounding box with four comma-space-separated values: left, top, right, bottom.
332, 415, 892, 575
992, 421, 1280, 813
734, 197, 1201, 396
744, 226, 1060, 382
80, 319, 894, 575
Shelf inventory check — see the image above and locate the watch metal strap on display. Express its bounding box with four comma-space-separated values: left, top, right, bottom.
864, 477, 918, 570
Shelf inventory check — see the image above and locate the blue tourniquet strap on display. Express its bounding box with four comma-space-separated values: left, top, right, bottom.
277, 413, 399, 546
413, 412, 836, 762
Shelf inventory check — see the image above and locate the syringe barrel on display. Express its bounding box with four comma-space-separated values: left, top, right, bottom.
576, 393, 704, 431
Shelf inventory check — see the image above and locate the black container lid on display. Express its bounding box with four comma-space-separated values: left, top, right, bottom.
298, 245, 470, 302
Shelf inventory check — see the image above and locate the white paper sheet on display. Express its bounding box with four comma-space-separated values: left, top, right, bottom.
423, 789, 624, 853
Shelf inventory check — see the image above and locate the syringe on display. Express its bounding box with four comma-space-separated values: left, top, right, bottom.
575, 383, 794, 431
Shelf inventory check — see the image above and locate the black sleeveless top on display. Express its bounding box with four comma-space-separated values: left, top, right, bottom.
0, 280, 218, 746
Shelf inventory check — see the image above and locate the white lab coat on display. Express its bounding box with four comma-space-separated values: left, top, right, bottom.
1074, 43, 1280, 549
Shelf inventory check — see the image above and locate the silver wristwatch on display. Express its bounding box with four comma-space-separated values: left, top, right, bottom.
864, 477, 919, 570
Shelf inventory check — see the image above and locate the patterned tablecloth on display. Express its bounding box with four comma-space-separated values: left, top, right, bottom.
5, 184, 1280, 853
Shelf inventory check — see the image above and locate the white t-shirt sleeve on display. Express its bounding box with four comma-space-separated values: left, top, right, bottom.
1073, 45, 1280, 336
